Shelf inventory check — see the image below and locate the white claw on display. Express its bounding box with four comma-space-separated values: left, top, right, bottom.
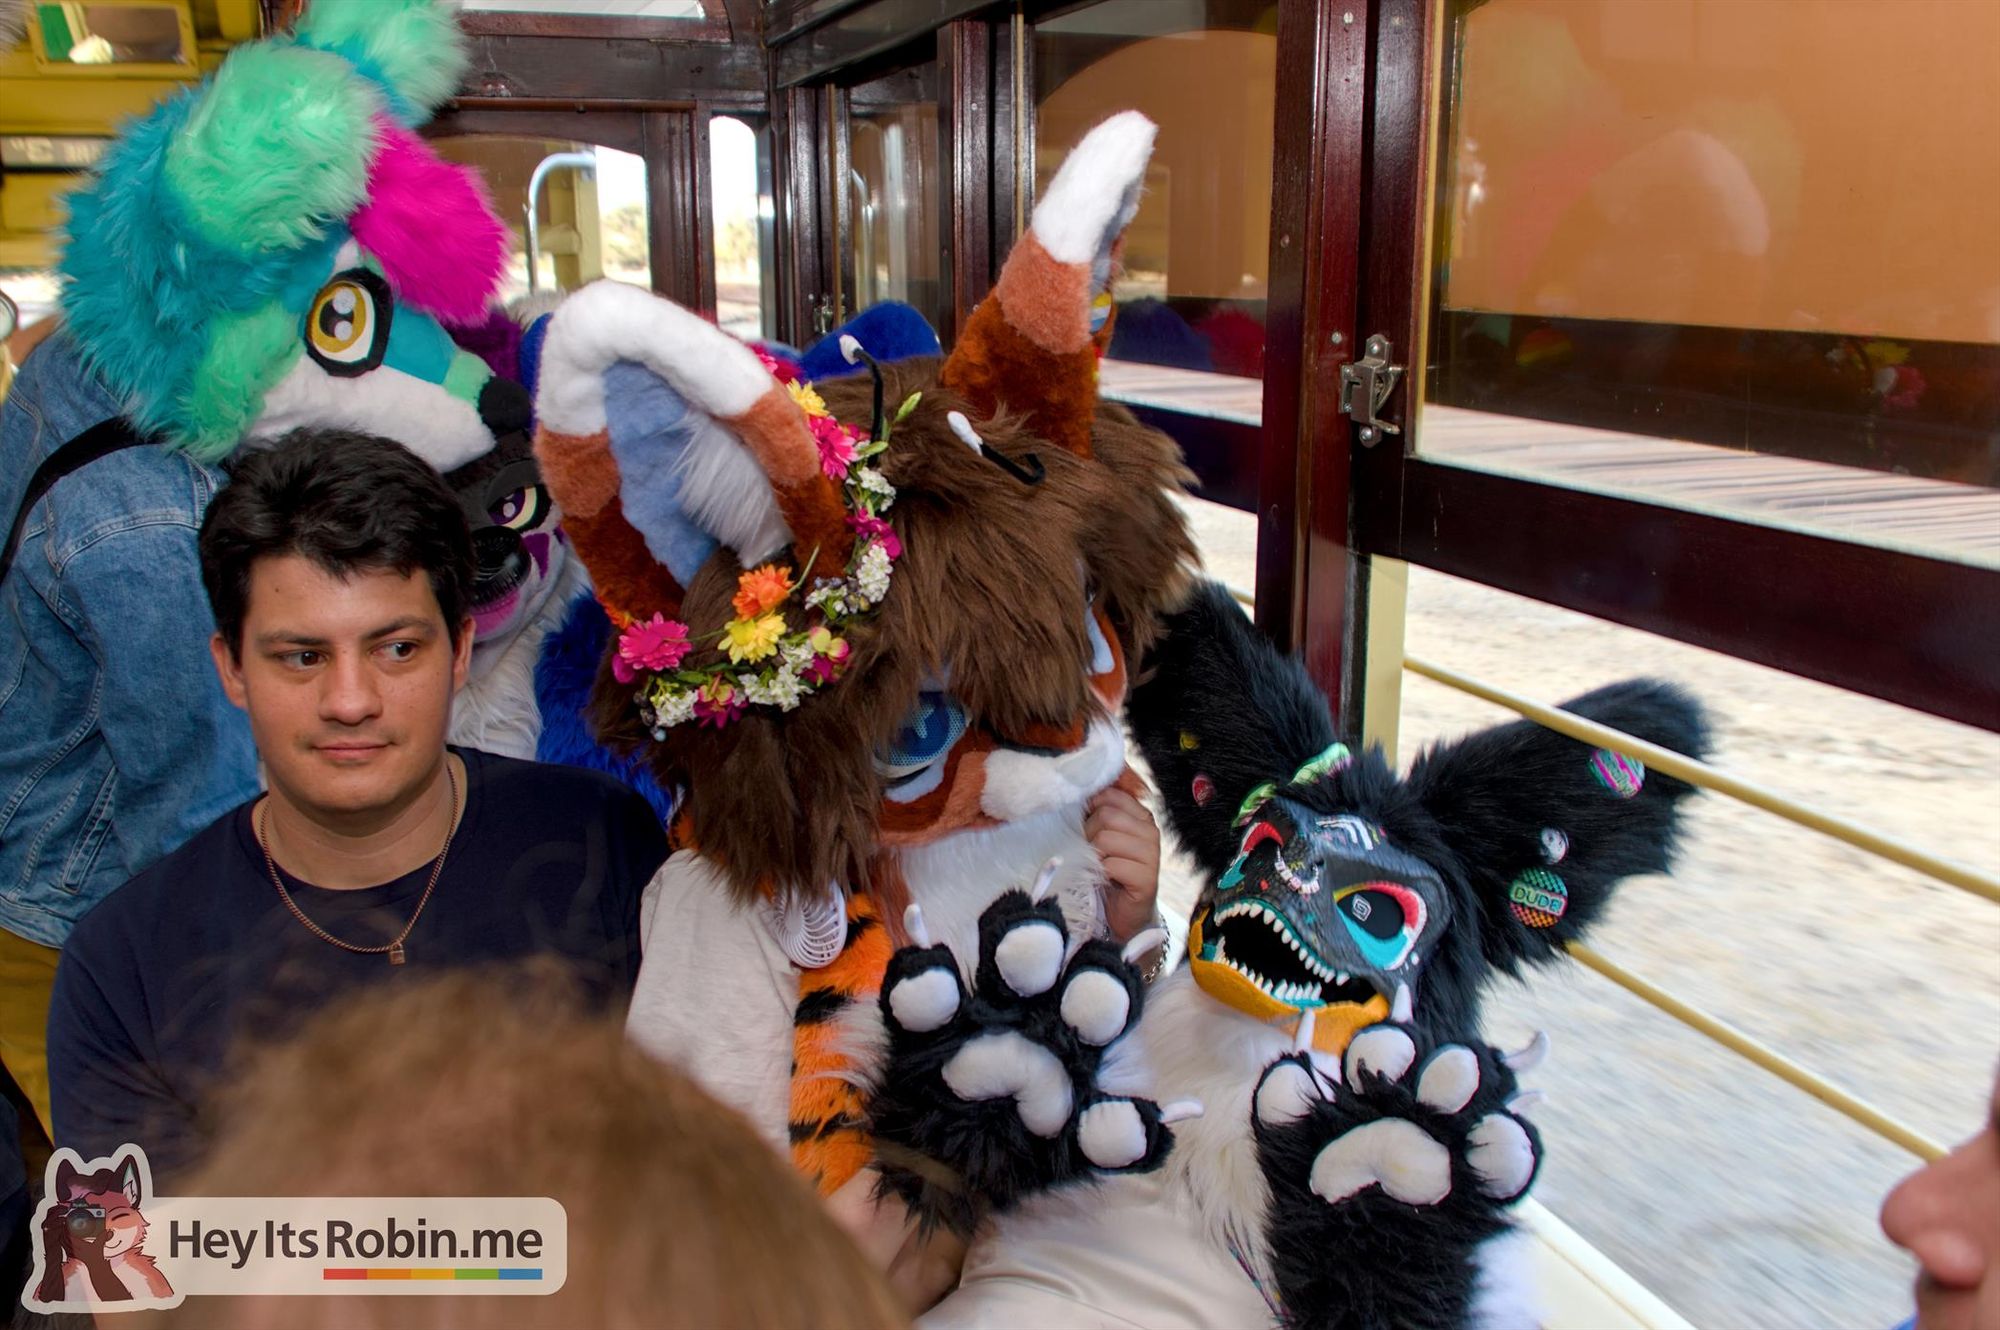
1028, 856, 1063, 903
947, 410, 985, 454
1507, 1089, 1547, 1114
839, 333, 863, 364
1391, 982, 1414, 1024
1501, 1030, 1551, 1072
1292, 1007, 1318, 1052
1121, 926, 1168, 964
1161, 1100, 1204, 1124
903, 902, 933, 948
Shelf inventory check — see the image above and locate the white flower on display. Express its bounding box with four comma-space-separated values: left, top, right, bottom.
807, 581, 850, 617
652, 686, 697, 728
853, 542, 892, 604
767, 666, 805, 711
782, 640, 817, 672
852, 467, 895, 502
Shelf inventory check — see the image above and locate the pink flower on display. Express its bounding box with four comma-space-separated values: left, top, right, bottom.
753, 345, 798, 385
694, 678, 745, 728
847, 513, 901, 560
802, 628, 851, 685
617, 614, 692, 677
810, 414, 859, 479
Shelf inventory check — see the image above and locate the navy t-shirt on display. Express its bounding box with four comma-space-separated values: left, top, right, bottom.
46, 747, 668, 1180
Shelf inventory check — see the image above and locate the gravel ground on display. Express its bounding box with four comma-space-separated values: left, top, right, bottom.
1157, 495, 2000, 1330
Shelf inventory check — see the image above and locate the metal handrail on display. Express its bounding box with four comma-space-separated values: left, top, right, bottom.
1403, 655, 2000, 907
524, 151, 597, 295
1568, 942, 1945, 1161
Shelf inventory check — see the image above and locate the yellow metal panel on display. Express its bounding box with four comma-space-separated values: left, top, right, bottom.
0, 173, 73, 237
1360, 556, 1409, 766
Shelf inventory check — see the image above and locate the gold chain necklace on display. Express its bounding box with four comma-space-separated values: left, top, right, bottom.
255, 761, 460, 966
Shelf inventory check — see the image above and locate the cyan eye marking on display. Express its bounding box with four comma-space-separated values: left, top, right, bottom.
876, 692, 968, 802
1334, 880, 1425, 971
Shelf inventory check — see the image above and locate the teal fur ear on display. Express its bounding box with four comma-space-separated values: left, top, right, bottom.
296, 0, 469, 126
164, 42, 378, 255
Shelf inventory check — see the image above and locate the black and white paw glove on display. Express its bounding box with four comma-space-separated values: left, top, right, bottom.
870, 861, 1197, 1237
1251, 1014, 1548, 1330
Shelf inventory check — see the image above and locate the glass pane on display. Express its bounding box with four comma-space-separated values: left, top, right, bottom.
710, 115, 773, 341
430, 138, 652, 303
454, 0, 705, 16
1424, 0, 2000, 568
848, 77, 944, 337
1036, 0, 1278, 423
35, 3, 187, 65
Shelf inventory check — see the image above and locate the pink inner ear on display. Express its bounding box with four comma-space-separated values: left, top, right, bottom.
350, 118, 508, 326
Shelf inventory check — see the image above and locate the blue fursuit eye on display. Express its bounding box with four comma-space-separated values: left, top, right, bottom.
875, 692, 968, 800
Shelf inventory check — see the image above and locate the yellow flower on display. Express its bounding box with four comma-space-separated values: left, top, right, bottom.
724, 612, 787, 663
787, 379, 829, 419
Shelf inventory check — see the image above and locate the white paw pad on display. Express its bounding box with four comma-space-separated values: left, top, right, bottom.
887, 967, 961, 1034
995, 920, 1066, 997
1467, 1113, 1536, 1199
1310, 1118, 1453, 1206
940, 1032, 1074, 1137
1059, 968, 1132, 1045
1415, 1045, 1481, 1115
1346, 1025, 1417, 1085
1077, 1099, 1150, 1169
1255, 1061, 1323, 1127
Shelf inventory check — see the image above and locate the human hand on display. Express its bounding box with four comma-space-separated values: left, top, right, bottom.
1087, 784, 1161, 947
826, 1168, 969, 1314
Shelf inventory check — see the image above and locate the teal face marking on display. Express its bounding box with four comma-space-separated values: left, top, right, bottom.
1196, 796, 1450, 1011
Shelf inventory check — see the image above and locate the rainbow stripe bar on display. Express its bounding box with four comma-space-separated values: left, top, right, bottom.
323, 1268, 543, 1281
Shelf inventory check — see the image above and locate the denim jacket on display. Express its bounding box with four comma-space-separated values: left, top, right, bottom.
0, 334, 258, 947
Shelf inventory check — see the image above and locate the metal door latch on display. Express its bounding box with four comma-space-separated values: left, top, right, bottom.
1339, 334, 1405, 445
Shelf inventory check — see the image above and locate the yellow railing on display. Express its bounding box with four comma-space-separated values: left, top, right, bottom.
1215, 582, 1978, 1162
1404, 656, 2000, 908
1403, 655, 1984, 1162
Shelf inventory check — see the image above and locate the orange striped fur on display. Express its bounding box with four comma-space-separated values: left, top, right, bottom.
789, 893, 894, 1194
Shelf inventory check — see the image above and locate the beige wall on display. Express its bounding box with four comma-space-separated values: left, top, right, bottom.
1445, 0, 2000, 344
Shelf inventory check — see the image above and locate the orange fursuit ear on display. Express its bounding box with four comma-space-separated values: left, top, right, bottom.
940, 110, 1157, 460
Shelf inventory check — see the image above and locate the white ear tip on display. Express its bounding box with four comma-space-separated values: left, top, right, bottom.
946, 410, 984, 453
839, 333, 862, 364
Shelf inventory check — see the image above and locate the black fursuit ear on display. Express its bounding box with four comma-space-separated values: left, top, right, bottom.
1127, 580, 1339, 879
1406, 679, 1710, 971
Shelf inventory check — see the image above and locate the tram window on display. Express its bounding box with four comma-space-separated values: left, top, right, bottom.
453, 0, 705, 17
31, 3, 189, 66
848, 73, 944, 339
710, 115, 772, 341
430, 137, 652, 304
1423, 0, 2000, 567
1035, 1, 1278, 391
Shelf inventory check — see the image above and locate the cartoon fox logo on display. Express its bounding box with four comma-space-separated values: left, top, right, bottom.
31, 1149, 174, 1306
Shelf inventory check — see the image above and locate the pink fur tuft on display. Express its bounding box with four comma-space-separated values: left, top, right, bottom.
350, 118, 508, 325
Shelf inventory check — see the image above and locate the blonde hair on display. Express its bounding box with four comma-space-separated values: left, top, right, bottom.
165, 966, 908, 1330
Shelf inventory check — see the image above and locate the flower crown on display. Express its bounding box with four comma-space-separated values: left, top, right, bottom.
611, 365, 915, 732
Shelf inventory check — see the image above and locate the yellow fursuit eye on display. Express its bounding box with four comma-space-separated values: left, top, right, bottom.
305, 269, 391, 376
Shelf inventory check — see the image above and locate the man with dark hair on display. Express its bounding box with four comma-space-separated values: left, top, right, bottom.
45, 429, 667, 1177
